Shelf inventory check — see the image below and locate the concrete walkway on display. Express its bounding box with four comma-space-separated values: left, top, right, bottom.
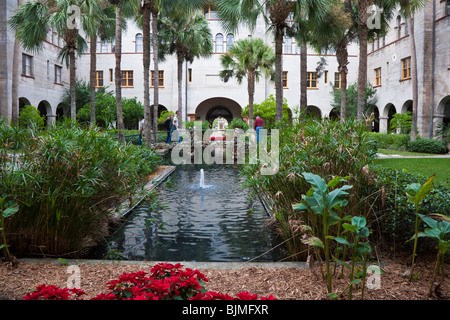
376, 153, 450, 159
18, 258, 308, 270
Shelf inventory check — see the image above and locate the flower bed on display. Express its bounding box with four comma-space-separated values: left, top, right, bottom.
23, 263, 276, 301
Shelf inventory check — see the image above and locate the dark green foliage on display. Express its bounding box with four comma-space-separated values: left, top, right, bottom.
240, 117, 378, 260
228, 118, 249, 131
0, 120, 160, 257
370, 166, 450, 252
366, 132, 410, 151
407, 138, 447, 154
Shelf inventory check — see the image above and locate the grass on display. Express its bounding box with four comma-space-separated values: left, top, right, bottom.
377, 148, 439, 157
374, 158, 450, 187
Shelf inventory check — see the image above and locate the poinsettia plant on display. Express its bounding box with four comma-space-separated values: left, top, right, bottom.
23, 263, 276, 301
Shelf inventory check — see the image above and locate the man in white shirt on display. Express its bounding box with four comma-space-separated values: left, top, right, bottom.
138, 116, 144, 146
172, 110, 181, 143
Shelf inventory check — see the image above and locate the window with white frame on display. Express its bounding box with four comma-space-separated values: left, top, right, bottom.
135, 34, 143, 53
22, 53, 33, 77
215, 33, 224, 53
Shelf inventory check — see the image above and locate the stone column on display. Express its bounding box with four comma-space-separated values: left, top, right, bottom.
379, 116, 389, 133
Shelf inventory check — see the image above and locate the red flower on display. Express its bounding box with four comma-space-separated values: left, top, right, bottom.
236, 292, 258, 300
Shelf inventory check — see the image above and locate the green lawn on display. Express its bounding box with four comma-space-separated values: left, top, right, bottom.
374, 158, 450, 186
377, 148, 438, 157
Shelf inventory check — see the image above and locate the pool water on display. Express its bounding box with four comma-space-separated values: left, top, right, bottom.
100, 164, 285, 262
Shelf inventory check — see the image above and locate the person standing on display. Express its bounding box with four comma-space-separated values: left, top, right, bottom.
254, 115, 264, 143
138, 116, 145, 146
172, 110, 181, 143
164, 113, 173, 143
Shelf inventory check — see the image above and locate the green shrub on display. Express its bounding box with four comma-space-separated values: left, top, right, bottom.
407, 138, 447, 154
185, 120, 210, 130
228, 118, 249, 131
241, 94, 292, 129
366, 132, 410, 151
240, 117, 378, 260
0, 121, 161, 257
370, 166, 450, 252
18, 105, 45, 129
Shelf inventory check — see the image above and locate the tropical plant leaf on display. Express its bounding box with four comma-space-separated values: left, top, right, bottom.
327, 175, 350, 188
301, 236, 324, 249
302, 172, 327, 194
292, 202, 309, 211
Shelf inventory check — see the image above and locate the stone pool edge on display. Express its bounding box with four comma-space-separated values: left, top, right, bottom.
17, 258, 307, 269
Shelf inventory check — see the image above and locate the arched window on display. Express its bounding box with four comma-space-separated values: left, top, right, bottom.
283, 37, 292, 54
135, 33, 143, 53
215, 33, 223, 53
226, 34, 234, 52
397, 16, 402, 39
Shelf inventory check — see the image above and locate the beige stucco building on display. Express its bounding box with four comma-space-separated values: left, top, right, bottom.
1, 1, 449, 139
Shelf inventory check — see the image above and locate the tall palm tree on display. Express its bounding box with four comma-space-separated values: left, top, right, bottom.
11, 0, 24, 125
309, 0, 356, 119
216, 0, 328, 124
395, 0, 427, 141
158, 9, 213, 128
9, 0, 106, 121
108, 0, 139, 142
83, 2, 115, 128
219, 38, 275, 128
356, 0, 373, 120
139, 0, 204, 145
288, 0, 330, 116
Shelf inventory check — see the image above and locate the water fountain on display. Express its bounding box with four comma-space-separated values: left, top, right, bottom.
200, 169, 205, 188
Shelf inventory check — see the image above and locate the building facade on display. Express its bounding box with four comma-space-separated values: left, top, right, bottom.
367, 1, 450, 137
0, 0, 70, 125
77, 5, 359, 126
1, 1, 449, 139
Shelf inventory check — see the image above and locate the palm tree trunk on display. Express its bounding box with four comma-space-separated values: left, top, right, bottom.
69, 49, 77, 120
357, 0, 370, 121
89, 34, 97, 128
274, 26, 284, 123
336, 39, 348, 119
248, 70, 255, 129
409, 14, 418, 141
177, 51, 183, 126
11, 0, 22, 124
152, 9, 159, 143
142, 2, 151, 146
300, 42, 307, 118
115, 6, 124, 142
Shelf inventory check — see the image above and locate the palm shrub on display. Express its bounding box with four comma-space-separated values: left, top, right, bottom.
0, 120, 160, 257
240, 117, 378, 260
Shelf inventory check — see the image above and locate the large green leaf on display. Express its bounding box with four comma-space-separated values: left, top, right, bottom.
301, 236, 324, 249
326, 185, 352, 209
327, 175, 350, 188
406, 175, 435, 207
302, 172, 327, 195
292, 202, 309, 211
2, 205, 19, 219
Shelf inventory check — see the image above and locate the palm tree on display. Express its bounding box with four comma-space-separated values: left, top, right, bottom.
108, 0, 139, 142
139, 0, 204, 145
158, 9, 213, 128
9, 0, 106, 121
356, 0, 373, 120
219, 38, 275, 128
309, 0, 356, 119
288, 0, 331, 116
83, 2, 115, 128
216, 0, 328, 124
11, 0, 24, 125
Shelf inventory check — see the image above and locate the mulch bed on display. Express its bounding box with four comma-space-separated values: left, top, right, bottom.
0, 258, 448, 300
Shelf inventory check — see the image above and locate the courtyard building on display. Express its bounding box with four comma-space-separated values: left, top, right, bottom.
0, 0, 449, 139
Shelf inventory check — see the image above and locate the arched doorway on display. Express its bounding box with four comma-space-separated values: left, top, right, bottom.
38, 100, 51, 127
305, 105, 322, 119
382, 103, 396, 133
370, 106, 380, 132
435, 96, 450, 139
206, 106, 233, 124
19, 97, 31, 111
401, 100, 413, 114
195, 98, 242, 125
56, 103, 68, 121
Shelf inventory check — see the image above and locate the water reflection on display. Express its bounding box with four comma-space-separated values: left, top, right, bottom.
105, 164, 285, 262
